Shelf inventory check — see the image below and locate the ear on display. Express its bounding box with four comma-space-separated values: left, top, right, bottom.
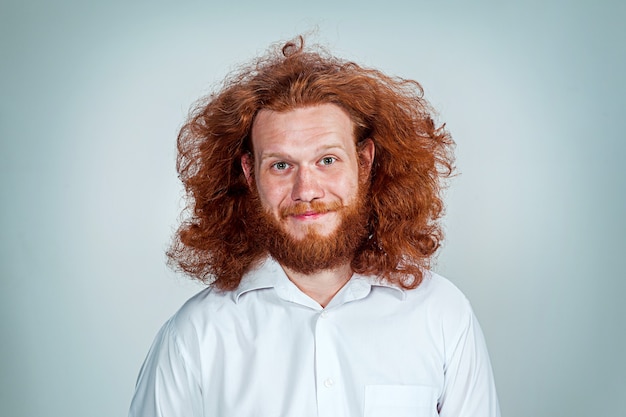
357, 138, 375, 175
240, 153, 254, 187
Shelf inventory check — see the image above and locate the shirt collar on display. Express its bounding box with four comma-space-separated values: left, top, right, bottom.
234, 257, 406, 305
233, 257, 284, 302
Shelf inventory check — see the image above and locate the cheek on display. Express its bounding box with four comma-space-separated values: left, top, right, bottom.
256, 179, 289, 212
329, 173, 360, 201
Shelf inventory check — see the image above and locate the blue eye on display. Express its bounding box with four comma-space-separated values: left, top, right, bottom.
272, 161, 289, 170
320, 156, 336, 166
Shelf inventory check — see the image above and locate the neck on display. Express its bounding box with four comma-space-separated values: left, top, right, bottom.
281, 262, 353, 308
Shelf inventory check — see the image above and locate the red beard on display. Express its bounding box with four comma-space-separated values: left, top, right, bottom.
249, 187, 370, 274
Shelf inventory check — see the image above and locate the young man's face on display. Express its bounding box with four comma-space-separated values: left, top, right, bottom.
242, 103, 374, 241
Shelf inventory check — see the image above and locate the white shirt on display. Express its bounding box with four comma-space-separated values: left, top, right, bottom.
129, 257, 500, 417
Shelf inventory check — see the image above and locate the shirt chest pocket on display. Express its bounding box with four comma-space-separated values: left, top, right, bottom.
364, 385, 438, 417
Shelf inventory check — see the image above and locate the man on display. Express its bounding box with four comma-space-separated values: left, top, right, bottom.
129, 37, 500, 417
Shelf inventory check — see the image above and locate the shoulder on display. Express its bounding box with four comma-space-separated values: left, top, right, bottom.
409, 271, 471, 308
404, 271, 476, 330
167, 286, 236, 334
163, 260, 282, 339
142, 285, 240, 369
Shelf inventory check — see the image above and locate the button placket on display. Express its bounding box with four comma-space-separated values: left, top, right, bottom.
314, 309, 343, 415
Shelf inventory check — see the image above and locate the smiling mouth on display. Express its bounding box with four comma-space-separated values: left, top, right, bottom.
281, 201, 343, 219
291, 211, 328, 221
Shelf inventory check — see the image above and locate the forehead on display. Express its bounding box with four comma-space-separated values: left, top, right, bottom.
250, 103, 355, 154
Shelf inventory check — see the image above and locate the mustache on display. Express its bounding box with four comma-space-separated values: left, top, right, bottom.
280, 200, 344, 218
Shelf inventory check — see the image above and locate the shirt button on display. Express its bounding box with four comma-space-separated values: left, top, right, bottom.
323, 378, 335, 388
320, 310, 329, 319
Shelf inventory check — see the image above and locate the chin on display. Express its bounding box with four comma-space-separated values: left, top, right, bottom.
285, 224, 337, 241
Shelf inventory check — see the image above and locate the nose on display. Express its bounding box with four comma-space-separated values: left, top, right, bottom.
291, 166, 324, 202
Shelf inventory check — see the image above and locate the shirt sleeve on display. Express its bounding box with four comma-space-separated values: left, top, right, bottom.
128, 317, 203, 417
438, 301, 501, 417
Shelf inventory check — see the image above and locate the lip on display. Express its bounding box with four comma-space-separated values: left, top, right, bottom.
291, 211, 327, 221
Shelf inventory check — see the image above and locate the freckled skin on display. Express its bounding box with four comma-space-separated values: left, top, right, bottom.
242, 104, 374, 241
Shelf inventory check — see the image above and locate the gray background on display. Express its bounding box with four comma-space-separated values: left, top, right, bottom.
1, 1, 624, 416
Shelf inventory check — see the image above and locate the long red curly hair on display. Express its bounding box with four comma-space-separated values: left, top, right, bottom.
167, 36, 455, 291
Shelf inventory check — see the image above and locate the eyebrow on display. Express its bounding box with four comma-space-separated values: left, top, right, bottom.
259, 144, 348, 161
